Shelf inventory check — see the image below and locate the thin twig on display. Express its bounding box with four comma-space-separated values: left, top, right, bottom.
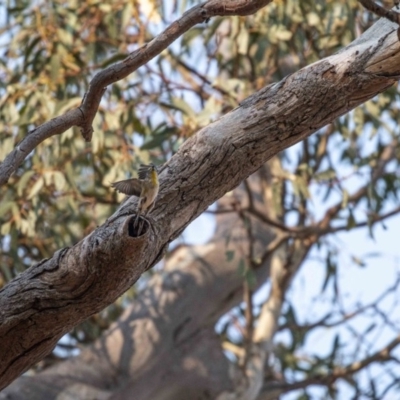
358, 0, 400, 25
262, 335, 400, 395
316, 139, 398, 231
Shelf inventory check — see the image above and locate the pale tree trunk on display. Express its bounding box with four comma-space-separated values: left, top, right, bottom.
1, 14, 400, 392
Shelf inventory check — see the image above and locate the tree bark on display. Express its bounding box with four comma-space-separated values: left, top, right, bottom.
1, 15, 400, 390
1, 175, 274, 399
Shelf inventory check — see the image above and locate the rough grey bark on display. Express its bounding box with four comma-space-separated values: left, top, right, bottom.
1, 15, 400, 390
1, 175, 274, 400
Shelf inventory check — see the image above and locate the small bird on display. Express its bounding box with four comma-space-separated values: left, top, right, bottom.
111, 163, 159, 236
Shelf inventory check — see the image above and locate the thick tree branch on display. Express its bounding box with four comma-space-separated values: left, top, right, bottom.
0, 0, 273, 186
1, 181, 274, 400
1, 13, 400, 390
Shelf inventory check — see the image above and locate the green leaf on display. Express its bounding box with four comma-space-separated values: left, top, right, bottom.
53, 171, 67, 191
314, 168, 336, 182
346, 210, 356, 230
50, 53, 61, 83
225, 250, 235, 262
169, 97, 195, 117
1, 221, 11, 236
321, 253, 337, 293
141, 127, 177, 150
351, 255, 366, 268
237, 25, 249, 55
0, 201, 14, 218
27, 177, 44, 200
341, 189, 349, 209
17, 170, 35, 196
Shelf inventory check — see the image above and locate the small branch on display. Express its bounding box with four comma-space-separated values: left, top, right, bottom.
262, 334, 400, 395
239, 243, 314, 399
358, 0, 400, 25
172, 54, 233, 99
258, 233, 290, 267
242, 278, 255, 367
325, 205, 400, 235
237, 186, 256, 368
279, 272, 400, 333
210, 199, 400, 244
335, 334, 400, 375
222, 341, 245, 358
204, 0, 273, 16
312, 124, 335, 174
247, 206, 300, 233
316, 140, 398, 231
243, 179, 255, 212
0, 0, 273, 186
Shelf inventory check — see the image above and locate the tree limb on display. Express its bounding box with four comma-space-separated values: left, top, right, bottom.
1, 178, 274, 400
259, 334, 400, 398
0, 0, 274, 186
1, 11, 400, 390
358, 0, 400, 24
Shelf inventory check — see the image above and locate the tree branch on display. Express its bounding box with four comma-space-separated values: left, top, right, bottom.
261, 334, 400, 397
1, 183, 274, 399
0, 0, 274, 186
358, 0, 400, 24
316, 139, 398, 232
1, 11, 400, 389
